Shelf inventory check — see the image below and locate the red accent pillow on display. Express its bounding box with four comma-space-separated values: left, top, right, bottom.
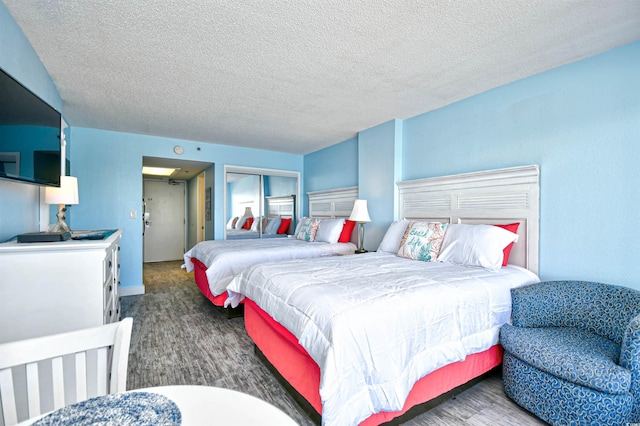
494, 223, 520, 266
338, 220, 356, 243
277, 218, 292, 234
243, 217, 254, 230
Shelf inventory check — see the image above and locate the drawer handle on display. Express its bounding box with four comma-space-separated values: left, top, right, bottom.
108, 260, 112, 268
109, 285, 112, 292
109, 310, 112, 316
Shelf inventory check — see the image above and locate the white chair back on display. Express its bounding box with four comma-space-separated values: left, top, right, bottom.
0, 317, 133, 426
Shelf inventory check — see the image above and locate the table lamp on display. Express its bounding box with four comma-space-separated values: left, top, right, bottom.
45, 176, 79, 233
349, 199, 371, 253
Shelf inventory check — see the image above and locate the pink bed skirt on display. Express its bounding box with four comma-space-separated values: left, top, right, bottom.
191, 258, 229, 307
244, 298, 503, 425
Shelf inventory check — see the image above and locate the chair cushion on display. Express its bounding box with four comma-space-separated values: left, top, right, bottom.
501, 325, 631, 394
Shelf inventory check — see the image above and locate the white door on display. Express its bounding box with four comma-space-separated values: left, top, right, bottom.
143, 179, 186, 262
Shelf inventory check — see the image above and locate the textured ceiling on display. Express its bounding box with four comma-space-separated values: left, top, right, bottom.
4, 1, 640, 155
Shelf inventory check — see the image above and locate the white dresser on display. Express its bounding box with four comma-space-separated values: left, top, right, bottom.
0, 229, 123, 343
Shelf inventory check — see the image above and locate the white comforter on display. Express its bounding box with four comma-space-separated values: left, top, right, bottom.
183, 238, 356, 296
226, 252, 539, 426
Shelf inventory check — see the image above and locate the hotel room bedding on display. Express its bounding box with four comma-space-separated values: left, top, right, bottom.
183, 238, 356, 298
226, 252, 539, 426
225, 228, 288, 240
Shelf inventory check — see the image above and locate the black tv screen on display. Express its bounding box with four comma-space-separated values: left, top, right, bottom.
0, 67, 63, 187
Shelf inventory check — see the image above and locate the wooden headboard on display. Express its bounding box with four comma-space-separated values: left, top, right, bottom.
397, 165, 539, 274
307, 186, 358, 218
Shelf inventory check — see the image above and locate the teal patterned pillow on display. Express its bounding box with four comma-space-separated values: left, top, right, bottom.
397, 221, 447, 262
295, 217, 320, 241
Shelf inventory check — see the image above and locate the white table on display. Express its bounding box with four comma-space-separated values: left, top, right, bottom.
137, 385, 298, 425
17, 385, 298, 425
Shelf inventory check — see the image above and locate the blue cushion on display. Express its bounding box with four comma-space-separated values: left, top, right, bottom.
503, 352, 634, 426
501, 325, 631, 394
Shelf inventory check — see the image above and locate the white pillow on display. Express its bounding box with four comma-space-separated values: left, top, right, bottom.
294, 217, 307, 236
437, 224, 519, 272
235, 216, 248, 230
250, 216, 262, 232
314, 219, 345, 244
226, 216, 238, 230
377, 220, 410, 253
264, 217, 281, 234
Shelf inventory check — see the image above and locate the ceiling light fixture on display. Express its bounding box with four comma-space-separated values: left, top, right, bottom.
142, 166, 178, 176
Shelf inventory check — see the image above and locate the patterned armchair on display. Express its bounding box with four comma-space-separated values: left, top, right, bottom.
500, 281, 640, 426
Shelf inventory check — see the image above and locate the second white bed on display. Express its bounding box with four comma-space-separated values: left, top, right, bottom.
226, 251, 539, 426
183, 238, 356, 297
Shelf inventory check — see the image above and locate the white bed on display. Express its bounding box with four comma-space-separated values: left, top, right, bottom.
184, 187, 359, 309
225, 165, 541, 425
184, 238, 356, 297
227, 253, 539, 425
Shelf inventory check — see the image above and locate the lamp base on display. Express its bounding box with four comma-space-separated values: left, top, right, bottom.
354, 249, 368, 254
49, 204, 72, 234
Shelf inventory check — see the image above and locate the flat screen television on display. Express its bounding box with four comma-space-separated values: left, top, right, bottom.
0, 67, 64, 187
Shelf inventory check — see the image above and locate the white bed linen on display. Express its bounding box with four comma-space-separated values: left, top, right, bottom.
183, 238, 356, 296
226, 252, 539, 426
225, 229, 288, 240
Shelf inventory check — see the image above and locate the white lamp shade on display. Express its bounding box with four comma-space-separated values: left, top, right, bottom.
45, 176, 79, 205
349, 199, 371, 223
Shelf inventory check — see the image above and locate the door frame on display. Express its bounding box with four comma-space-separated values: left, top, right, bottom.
223, 165, 301, 239
197, 173, 205, 243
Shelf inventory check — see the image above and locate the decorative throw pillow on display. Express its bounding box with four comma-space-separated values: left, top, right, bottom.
277, 217, 292, 234
226, 216, 239, 230
377, 220, 410, 253
242, 217, 254, 230
296, 218, 320, 242
397, 221, 447, 262
338, 220, 356, 243
494, 222, 520, 266
437, 224, 519, 271
315, 219, 345, 243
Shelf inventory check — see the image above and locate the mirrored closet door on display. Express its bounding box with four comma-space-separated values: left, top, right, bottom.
224, 166, 299, 240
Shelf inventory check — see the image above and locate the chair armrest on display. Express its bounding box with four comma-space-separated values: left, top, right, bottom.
620, 314, 640, 393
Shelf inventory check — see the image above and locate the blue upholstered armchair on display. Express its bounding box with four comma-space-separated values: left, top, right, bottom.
500, 281, 640, 426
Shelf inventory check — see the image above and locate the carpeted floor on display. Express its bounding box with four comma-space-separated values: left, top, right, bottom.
121, 260, 546, 425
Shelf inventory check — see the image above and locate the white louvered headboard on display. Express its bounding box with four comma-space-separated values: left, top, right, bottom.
397, 165, 539, 274
307, 186, 358, 219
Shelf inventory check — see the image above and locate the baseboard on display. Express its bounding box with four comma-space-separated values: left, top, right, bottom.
119, 284, 145, 296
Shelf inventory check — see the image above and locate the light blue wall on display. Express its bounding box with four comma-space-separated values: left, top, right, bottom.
357, 120, 402, 251
0, 2, 62, 241
402, 41, 640, 288
70, 127, 303, 291
303, 137, 358, 215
